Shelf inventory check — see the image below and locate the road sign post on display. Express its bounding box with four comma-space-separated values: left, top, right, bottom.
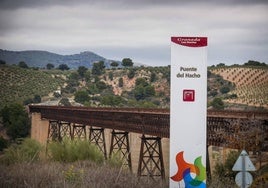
232, 150, 256, 188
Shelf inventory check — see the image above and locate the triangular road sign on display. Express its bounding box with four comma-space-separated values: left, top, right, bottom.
232, 150, 256, 171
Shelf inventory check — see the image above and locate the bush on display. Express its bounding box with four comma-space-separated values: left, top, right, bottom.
0, 138, 42, 165
108, 72, 113, 80
0, 103, 30, 140
227, 94, 238, 99
211, 98, 224, 110
220, 86, 230, 94
150, 72, 157, 82
96, 81, 107, 90
122, 58, 133, 67
23, 95, 41, 105
74, 90, 89, 104
18, 61, 28, 69
213, 150, 239, 179
77, 66, 88, 78
48, 139, 104, 163
92, 61, 105, 75
134, 84, 155, 101
46, 63, 54, 70
100, 95, 125, 107
118, 77, 124, 87
127, 68, 135, 79
58, 64, 70, 71
59, 98, 71, 106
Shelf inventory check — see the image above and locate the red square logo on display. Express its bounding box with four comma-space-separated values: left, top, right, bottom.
183, 90, 195, 102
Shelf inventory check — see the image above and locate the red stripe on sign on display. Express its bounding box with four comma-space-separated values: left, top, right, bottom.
171, 37, 207, 47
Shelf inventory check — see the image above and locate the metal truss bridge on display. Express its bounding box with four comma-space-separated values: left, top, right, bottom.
29, 105, 268, 179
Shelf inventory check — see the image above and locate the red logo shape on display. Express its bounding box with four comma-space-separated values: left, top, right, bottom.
183, 90, 195, 102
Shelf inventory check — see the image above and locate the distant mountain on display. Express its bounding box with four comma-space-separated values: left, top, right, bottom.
0, 49, 117, 69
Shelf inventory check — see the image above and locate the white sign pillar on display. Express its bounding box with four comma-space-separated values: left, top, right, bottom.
170, 37, 207, 188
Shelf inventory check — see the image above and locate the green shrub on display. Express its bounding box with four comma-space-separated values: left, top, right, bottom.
211, 98, 224, 110
0, 103, 30, 140
220, 86, 230, 94
48, 139, 104, 163
213, 150, 239, 179
118, 77, 123, 87
100, 95, 125, 107
59, 98, 71, 106
74, 90, 89, 104
127, 68, 135, 79
0, 138, 42, 165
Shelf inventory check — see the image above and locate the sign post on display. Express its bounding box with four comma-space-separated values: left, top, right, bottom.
170, 37, 208, 188
232, 150, 256, 188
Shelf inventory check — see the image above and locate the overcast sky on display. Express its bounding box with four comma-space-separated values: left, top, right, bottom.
0, 0, 267, 66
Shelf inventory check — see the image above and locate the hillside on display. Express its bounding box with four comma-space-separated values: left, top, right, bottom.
210, 66, 268, 109
1, 63, 267, 110
0, 49, 115, 69
0, 65, 65, 108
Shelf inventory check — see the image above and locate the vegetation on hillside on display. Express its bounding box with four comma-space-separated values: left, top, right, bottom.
66, 64, 171, 108
207, 70, 236, 110
0, 64, 65, 108
1, 59, 267, 110
210, 61, 268, 109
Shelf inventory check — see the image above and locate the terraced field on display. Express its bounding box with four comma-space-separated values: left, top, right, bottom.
0, 65, 65, 107
211, 66, 268, 108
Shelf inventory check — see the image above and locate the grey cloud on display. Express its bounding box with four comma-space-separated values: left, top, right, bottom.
1, 0, 268, 10
0, 0, 267, 66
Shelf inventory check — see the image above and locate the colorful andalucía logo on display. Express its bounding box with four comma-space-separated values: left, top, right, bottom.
171, 151, 206, 187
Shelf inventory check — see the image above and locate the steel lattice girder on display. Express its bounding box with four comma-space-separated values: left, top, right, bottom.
29, 105, 268, 150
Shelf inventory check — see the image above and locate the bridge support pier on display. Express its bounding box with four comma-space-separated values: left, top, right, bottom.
46, 121, 72, 152
109, 130, 132, 171
72, 124, 86, 140
89, 127, 107, 159
59, 122, 72, 140
137, 135, 165, 180
47, 120, 61, 142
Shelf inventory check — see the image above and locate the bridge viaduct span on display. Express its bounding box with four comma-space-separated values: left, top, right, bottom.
29, 105, 268, 179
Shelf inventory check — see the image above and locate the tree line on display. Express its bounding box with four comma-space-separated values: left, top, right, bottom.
0, 57, 135, 71
210, 60, 267, 68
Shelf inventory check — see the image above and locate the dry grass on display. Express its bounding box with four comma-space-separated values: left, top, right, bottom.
0, 161, 168, 188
